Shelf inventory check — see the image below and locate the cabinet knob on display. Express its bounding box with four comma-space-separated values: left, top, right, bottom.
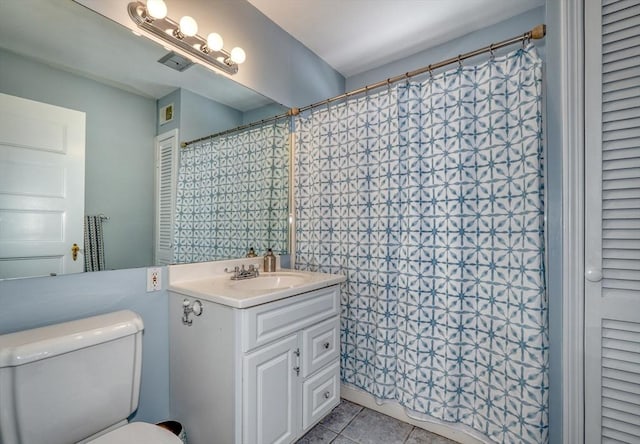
323, 342, 330, 349
324, 391, 331, 399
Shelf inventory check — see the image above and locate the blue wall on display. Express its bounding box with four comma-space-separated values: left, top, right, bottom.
0, 48, 157, 271
157, 89, 289, 140
157, 88, 250, 141
544, 1, 564, 442
0, 268, 170, 423
156, 89, 181, 136
242, 103, 290, 125
346, 7, 545, 90
180, 89, 242, 142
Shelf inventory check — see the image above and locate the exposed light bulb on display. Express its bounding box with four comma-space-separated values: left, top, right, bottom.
230, 47, 246, 64
179, 16, 198, 37
146, 0, 167, 20
206, 33, 224, 52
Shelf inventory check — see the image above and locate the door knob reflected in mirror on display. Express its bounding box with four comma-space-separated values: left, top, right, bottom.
71, 243, 80, 261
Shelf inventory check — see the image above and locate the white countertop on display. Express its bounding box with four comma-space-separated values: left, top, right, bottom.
168, 268, 345, 308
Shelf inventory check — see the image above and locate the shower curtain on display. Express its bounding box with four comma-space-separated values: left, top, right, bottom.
173, 120, 289, 263
295, 45, 546, 443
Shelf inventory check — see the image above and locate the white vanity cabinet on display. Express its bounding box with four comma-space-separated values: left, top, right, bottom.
169, 283, 341, 444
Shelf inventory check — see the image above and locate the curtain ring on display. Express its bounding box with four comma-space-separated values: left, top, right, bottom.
489, 44, 495, 60
457, 55, 462, 69
428, 64, 433, 79
523, 32, 530, 48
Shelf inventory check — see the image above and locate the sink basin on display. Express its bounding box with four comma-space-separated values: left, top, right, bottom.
169, 265, 346, 308
228, 272, 309, 290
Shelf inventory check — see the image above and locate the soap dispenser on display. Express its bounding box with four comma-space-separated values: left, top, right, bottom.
263, 249, 276, 272
246, 247, 257, 258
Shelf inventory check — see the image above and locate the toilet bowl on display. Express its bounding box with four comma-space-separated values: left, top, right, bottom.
0, 310, 182, 444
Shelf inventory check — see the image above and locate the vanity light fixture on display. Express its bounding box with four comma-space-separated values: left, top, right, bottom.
127, 0, 246, 75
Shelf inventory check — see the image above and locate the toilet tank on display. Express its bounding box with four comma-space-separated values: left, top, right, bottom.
0, 310, 144, 444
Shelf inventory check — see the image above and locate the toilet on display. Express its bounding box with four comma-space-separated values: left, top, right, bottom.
0, 310, 182, 444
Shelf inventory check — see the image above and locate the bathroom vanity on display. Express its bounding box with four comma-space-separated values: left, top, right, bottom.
168, 259, 345, 444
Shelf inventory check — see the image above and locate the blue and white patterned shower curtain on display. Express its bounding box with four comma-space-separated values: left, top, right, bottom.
173, 121, 289, 263
295, 46, 546, 443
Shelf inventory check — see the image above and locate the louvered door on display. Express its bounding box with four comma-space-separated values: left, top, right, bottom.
584, 0, 640, 442
154, 129, 178, 265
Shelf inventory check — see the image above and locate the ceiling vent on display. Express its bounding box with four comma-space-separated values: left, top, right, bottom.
158, 51, 194, 72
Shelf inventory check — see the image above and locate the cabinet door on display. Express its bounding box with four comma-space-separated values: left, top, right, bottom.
244, 334, 299, 444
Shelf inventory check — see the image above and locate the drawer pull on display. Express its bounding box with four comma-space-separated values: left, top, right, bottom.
324, 391, 331, 399
323, 342, 330, 349
294, 348, 301, 376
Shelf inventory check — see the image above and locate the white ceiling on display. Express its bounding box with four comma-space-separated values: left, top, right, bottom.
246, 0, 544, 77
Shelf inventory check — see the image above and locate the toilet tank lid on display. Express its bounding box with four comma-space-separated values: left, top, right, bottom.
0, 310, 144, 368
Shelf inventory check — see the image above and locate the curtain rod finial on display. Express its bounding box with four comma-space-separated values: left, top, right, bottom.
531, 24, 546, 40
289, 108, 300, 116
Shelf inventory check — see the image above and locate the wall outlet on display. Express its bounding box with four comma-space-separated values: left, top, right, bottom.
147, 267, 162, 292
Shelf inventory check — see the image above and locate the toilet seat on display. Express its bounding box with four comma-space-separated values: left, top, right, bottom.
88, 422, 182, 444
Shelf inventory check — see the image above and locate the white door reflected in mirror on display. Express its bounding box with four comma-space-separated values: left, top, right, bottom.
0, 93, 85, 279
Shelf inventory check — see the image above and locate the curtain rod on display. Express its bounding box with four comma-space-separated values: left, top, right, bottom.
181, 23, 546, 148
180, 110, 296, 148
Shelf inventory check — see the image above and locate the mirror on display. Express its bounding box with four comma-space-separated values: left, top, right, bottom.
0, 0, 290, 278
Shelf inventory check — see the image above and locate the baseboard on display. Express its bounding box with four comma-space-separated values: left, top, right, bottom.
340, 384, 489, 444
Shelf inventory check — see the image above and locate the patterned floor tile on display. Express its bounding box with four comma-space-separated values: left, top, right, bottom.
340, 408, 413, 444
319, 399, 364, 433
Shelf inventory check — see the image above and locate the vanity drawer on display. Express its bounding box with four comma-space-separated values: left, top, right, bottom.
302, 361, 340, 431
301, 317, 340, 377
242, 285, 340, 352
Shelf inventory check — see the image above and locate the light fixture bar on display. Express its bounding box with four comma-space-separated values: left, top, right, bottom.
127, 1, 239, 75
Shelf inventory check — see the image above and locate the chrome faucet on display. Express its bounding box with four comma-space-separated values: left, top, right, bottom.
225, 264, 259, 280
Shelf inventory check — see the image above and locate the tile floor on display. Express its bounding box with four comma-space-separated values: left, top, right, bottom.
296, 399, 459, 444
